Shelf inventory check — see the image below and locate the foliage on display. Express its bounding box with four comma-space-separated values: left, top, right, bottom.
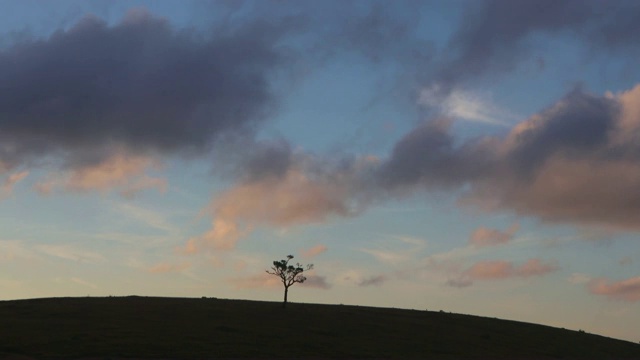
266, 255, 313, 307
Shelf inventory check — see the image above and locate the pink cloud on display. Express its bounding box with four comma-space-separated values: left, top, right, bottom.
182, 218, 245, 253
1, 170, 29, 197
588, 276, 640, 302
183, 160, 374, 252
302, 244, 328, 258
213, 169, 353, 227
35, 151, 166, 197
466, 260, 514, 280
469, 223, 519, 247
448, 258, 558, 287
516, 258, 559, 277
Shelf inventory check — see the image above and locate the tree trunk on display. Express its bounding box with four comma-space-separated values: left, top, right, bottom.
283, 286, 288, 308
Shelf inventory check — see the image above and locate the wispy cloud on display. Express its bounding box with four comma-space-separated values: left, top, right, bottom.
71, 277, 98, 289
567, 273, 591, 285
229, 273, 281, 289
302, 244, 328, 258
358, 274, 387, 287
446, 258, 559, 288
360, 234, 427, 265
0, 240, 39, 261
114, 202, 178, 233
300, 274, 331, 289
35, 152, 167, 197
183, 157, 374, 252
619, 256, 633, 266
588, 276, 640, 302
359, 248, 407, 265
419, 85, 517, 125
147, 262, 191, 274
1, 170, 29, 198
469, 223, 520, 247
35, 244, 106, 264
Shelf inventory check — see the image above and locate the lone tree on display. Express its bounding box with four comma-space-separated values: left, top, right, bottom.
266, 255, 313, 308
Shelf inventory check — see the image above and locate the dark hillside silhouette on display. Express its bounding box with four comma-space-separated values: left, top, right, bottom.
0, 296, 638, 358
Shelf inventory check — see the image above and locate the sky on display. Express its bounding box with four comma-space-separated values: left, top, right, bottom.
0, 0, 639, 343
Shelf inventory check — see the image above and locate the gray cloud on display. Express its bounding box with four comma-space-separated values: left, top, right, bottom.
358, 275, 387, 287
439, 0, 640, 87
505, 89, 619, 176
226, 85, 640, 233
0, 9, 292, 170
376, 85, 640, 231
377, 118, 495, 190
241, 139, 293, 182
300, 274, 331, 289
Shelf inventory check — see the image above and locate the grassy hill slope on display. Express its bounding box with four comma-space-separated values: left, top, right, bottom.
0, 296, 638, 359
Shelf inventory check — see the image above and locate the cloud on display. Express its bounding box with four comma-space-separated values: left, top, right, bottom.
378, 84, 640, 232
446, 278, 473, 288
358, 275, 387, 287
35, 151, 166, 197
619, 257, 633, 266
183, 152, 376, 252
147, 262, 191, 274
447, 258, 558, 287
469, 223, 520, 247
331, 1, 433, 67
516, 258, 559, 277
34, 244, 106, 264
419, 86, 516, 125
0, 240, 39, 261
0, 9, 291, 177
229, 273, 281, 289
465, 260, 514, 280
302, 244, 328, 258
71, 277, 98, 289
1, 170, 29, 197
114, 202, 177, 233
183, 217, 246, 253
588, 276, 640, 302
568, 273, 591, 285
184, 83, 640, 248
359, 248, 406, 265
300, 274, 331, 289
438, 0, 640, 87
213, 169, 353, 225
231, 266, 329, 290
376, 118, 493, 191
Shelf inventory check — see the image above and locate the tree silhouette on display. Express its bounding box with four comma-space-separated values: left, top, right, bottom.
266, 255, 313, 308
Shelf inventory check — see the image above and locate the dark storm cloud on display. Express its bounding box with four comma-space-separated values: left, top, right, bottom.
0, 10, 290, 169
439, 0, 640, 87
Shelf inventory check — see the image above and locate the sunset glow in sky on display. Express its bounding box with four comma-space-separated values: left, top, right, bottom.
1, 0, 639, 343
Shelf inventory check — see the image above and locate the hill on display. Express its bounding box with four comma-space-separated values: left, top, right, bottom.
0, 296, 638, 359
